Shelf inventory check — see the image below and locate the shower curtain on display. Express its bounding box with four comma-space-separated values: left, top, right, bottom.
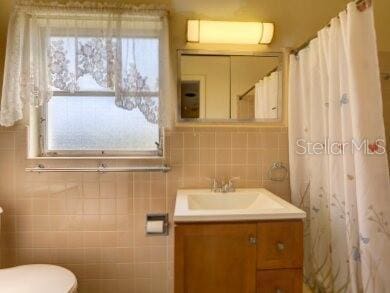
255, 70, 279, 119
289, 2, 390, 292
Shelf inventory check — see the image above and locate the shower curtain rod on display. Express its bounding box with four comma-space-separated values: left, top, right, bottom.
291, 0, 371, 56
238, 66, 279, 100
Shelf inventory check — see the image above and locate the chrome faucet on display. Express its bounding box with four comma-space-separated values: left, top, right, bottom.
208, 177, 240, 193
221, 177, 240, 193
210, 178, 221, 192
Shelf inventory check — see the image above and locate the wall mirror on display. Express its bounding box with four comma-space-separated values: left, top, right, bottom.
178, 50, 283, 123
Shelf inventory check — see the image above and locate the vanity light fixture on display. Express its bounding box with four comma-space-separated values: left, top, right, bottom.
187, 20, 274, 45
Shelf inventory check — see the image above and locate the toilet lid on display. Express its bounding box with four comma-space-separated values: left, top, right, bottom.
0, 264, 77, 293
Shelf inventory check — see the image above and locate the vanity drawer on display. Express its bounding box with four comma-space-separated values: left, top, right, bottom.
257, 269, 302, 293
257, 221, 303, 269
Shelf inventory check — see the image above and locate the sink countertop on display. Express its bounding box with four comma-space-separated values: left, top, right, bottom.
174, 188, 306, 222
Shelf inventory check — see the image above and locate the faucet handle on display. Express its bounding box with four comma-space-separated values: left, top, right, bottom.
219, 177, 240, 192
227, 176, 240, 192
205, 177, 220, 192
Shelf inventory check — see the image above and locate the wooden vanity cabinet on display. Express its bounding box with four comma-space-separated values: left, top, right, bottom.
175, 223, 257, 293
174, 220, 303, 293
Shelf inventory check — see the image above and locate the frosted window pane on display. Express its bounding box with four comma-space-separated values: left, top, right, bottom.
47, 96, 159, 151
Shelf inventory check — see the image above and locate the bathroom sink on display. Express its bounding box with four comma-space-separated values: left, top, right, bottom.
187, 192, 279, 210
174, 188, 306, 222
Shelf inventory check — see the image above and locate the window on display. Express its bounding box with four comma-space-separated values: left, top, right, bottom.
0, 3, 170, 157
40, 35, 162, 157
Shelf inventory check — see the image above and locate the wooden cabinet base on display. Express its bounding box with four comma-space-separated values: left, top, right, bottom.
174, 220, 303, 293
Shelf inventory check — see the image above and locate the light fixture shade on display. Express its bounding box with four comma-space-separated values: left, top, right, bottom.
187, 20, 274, 45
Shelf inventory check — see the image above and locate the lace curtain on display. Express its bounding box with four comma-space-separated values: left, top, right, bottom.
0, 0, 173, 127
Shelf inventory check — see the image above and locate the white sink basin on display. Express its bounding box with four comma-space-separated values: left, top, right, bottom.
174, 188, 306, 222
187, 192, 281, 210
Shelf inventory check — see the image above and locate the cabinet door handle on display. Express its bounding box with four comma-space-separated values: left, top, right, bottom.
248, 235, 257, 245
276, 242, 285, 251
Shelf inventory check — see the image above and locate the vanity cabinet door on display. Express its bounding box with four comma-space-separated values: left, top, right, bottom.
257, 220, 303, 269
175, 223, 257, 293
257, 269, 303, 293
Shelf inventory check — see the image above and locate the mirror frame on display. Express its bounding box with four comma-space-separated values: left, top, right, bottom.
177, 49, 284, 124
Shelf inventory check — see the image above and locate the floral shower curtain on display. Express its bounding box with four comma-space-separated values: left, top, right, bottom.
289, 1, 390, 292
0, 0, 173, 127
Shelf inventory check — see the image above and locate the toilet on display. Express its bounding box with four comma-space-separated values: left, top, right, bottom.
0, 264, 77, 293
0, 208, 77, 292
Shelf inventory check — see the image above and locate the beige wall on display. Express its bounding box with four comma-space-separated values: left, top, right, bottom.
0, 1, 389, 293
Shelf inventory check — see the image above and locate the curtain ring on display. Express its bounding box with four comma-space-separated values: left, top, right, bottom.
356, 0, 371, 12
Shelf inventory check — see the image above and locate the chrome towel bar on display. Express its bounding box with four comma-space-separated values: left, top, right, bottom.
25, 164, 171, 173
